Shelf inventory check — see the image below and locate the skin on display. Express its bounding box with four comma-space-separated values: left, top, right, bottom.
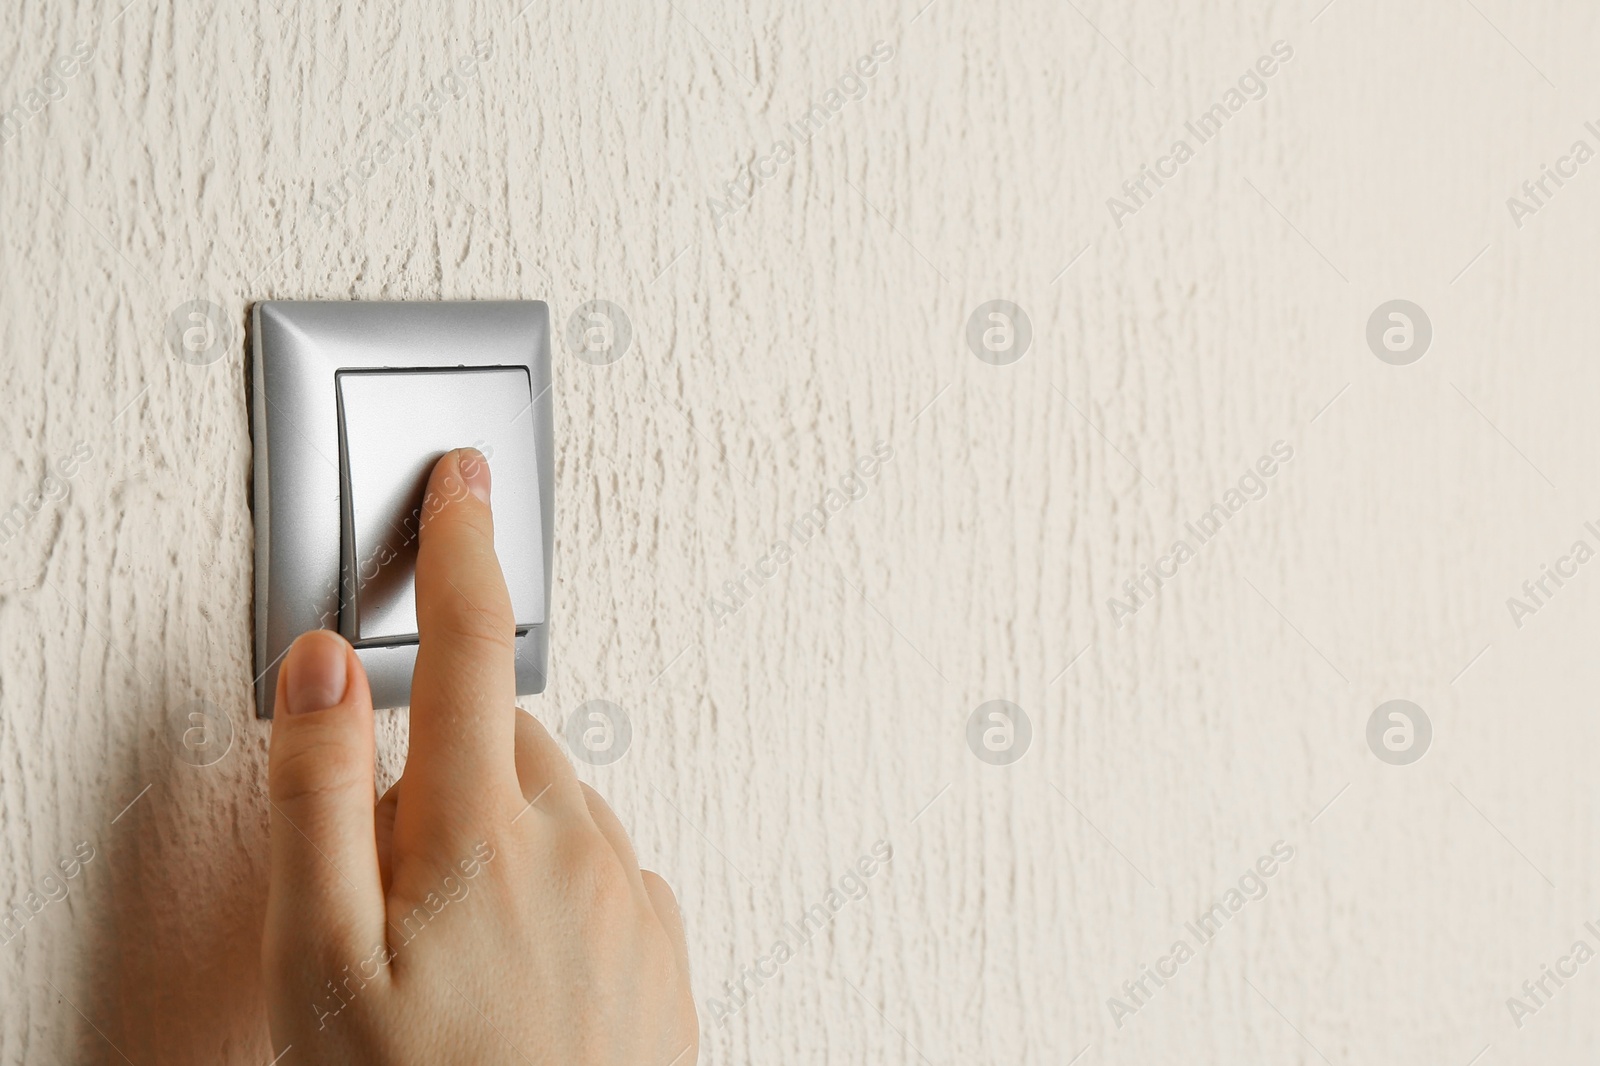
262, 448, 697, 1064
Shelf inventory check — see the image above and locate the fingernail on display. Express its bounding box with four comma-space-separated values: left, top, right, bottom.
286, 631, 349, 714
458, 448, 491, 504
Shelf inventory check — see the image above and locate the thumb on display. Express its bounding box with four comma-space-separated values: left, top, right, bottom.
265, 630, 387, 973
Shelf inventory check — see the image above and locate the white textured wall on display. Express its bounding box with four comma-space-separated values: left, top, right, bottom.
4, 0, 1600, 1062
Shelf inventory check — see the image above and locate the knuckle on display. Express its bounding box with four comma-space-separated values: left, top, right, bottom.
642, 870, 681, 914
430, 600, 517, 655
556, 831, 637, 917
269, 732, 369, 808
640, 869, 675, 898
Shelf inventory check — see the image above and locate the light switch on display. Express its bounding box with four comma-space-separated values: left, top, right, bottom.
250, 300, 553, 716
336, 367, 546, 646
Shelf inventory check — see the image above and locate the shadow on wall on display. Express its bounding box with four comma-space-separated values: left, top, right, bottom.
83, 692, 275, 1063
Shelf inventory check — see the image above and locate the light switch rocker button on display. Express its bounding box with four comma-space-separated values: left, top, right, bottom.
336, 367, 546, 646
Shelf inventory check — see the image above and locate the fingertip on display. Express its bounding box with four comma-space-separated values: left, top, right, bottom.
274, 630, 373, 719
269, 632, 375, 796
426, 448, 491, 516
417, 449, 500, 568
282, 629, 350, 714
456, 447, 491, 504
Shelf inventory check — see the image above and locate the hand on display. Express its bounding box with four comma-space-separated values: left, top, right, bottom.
262, 448, 697, 1064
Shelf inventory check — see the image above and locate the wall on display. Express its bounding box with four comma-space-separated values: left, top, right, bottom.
3, 0, 1599, 1062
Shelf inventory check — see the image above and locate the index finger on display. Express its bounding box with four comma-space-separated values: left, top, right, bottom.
401, 448, 522, 819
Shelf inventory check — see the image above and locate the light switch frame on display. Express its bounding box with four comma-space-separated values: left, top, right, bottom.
249, 301, 554, 718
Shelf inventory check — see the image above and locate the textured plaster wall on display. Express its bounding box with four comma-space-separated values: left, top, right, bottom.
4, 0, 1600, 1063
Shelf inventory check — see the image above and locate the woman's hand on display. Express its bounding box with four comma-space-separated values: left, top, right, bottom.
262, 448, 696, 1064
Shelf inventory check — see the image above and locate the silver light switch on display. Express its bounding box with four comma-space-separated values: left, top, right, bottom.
336, 367, 546, 645
250, 300, 554, 716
